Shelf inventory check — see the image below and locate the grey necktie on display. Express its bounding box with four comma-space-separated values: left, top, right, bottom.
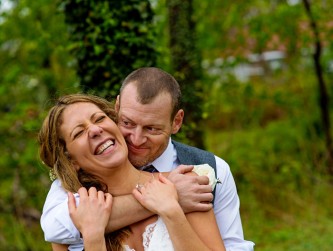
142, 164, 159, 173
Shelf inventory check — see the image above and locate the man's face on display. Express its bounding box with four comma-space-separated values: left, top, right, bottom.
116, 84, 183, 168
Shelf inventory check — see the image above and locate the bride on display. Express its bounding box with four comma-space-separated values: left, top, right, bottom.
39, 94, 225, 251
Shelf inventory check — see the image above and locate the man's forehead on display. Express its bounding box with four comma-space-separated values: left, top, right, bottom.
118, 99, 173, 126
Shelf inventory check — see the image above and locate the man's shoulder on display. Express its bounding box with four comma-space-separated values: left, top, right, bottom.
172, 140, 212, 154
172, 140, 216, 167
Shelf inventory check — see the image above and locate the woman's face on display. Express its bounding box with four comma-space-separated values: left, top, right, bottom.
59, 102, 128, 176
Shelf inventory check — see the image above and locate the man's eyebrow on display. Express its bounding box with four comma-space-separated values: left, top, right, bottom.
120, 115, 134, 122
69, 112, 101, 138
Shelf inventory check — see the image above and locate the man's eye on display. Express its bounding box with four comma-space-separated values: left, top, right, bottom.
146, 127, 161, 134
121, 120, 133, 127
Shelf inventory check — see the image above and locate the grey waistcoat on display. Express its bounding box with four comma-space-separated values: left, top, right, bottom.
172, 140, 217, 204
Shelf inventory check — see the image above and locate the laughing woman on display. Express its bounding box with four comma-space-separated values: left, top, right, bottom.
38, 94, 225, 251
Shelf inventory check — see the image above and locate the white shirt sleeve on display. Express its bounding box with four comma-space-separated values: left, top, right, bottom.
40, 179, 83, 247
213, 157, 255, 251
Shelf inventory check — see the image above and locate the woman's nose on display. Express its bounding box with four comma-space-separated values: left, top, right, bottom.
88, 124, 103, 138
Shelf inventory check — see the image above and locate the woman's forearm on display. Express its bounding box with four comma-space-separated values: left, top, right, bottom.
81, 231, 107, 251
160, 204, 213, 251
168, 209, 226, 251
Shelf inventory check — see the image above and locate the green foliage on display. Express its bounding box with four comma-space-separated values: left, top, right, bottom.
0, 0, 77, 249
204, 64, 333, 250
61, 0, 158, 97
0, 0, 332, 250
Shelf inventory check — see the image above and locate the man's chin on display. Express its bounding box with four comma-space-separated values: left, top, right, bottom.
128, 155, 150, 168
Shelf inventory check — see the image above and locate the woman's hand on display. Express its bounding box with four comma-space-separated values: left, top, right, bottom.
133, 174, 181, 216
68, 187, 112, 239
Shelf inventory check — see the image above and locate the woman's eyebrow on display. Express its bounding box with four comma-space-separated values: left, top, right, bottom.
69, 123, 84, 138
69, 112, 102, 138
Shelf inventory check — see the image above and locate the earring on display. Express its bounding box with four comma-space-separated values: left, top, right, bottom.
49, 169, 57, 181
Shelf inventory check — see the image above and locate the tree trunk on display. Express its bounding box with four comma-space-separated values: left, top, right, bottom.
302, 0, 333, 175
167, 0, 204, 148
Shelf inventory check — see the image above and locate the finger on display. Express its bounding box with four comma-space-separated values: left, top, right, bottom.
78, 187, 88, 198
88, 187, 98, 197
196, 175, 209, 185
67, 192, 76, 213
132, 188, 143, 202
104, 193, 113, 207
196, 184, 214, 193
195, 192, 214, 203
159, 173, 171, 184
195, 203, 213, 212
174, 165, 194, 174
97, 190, 105, 201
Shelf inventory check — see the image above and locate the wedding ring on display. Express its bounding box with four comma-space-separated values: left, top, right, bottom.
136, 184, 144, 193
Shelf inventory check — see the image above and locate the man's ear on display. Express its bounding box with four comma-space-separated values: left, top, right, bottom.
115, 95, 120, 113
172, 109, 184, 134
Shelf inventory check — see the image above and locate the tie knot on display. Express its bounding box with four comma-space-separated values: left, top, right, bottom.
142, 164, 158, 173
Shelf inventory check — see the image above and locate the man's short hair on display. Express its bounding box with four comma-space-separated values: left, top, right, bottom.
120, 67, 182, 119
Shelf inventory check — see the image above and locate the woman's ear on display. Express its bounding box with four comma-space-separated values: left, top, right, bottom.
70, 159, 80, 171
65, 151, 80, 171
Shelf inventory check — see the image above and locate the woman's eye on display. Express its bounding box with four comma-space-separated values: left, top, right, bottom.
73, 131, 83, 139
96, 116, 106, 122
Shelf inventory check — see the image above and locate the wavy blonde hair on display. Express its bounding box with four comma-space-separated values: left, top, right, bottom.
38, 93, 129, 251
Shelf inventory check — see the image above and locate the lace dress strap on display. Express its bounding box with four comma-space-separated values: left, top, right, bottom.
143, 216, 174, 251
124, 217, 174, 251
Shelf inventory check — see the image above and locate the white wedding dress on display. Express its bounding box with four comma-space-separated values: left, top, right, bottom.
124, 216, 174, 251
123, 164, 216, 251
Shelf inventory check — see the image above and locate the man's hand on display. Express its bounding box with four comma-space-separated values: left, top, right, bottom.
167, 165, 213, 213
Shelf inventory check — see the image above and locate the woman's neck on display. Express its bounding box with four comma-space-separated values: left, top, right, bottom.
103, 162, 141, 196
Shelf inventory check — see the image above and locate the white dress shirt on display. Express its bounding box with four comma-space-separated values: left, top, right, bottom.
40, 139, 254, 250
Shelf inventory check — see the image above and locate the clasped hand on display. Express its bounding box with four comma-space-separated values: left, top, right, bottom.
167, 165, 213, 213
68, 187, 112, 238
133, 174, 180, 216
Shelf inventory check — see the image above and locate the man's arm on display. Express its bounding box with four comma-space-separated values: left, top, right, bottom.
212, 157, 255, 251
105, 194, 153, 232
167, 165, 213, 213
41, 179, 153, 244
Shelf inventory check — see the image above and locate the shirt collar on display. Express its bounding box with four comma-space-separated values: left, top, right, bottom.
150, 138, 179, 172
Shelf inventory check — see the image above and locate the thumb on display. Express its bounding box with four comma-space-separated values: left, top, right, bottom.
173, 165, 194, 174
67, 192, 76, 213
159, 173, 171, 184
132, 188, 143, 204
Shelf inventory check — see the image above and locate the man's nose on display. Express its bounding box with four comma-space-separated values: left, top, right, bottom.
88, 124, 103, 138
130, 127, 147, 146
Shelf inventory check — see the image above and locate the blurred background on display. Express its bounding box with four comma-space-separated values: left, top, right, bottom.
0, 0, 332, 250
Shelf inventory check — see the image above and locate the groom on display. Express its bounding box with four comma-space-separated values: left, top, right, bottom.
41, 67, 254, 250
